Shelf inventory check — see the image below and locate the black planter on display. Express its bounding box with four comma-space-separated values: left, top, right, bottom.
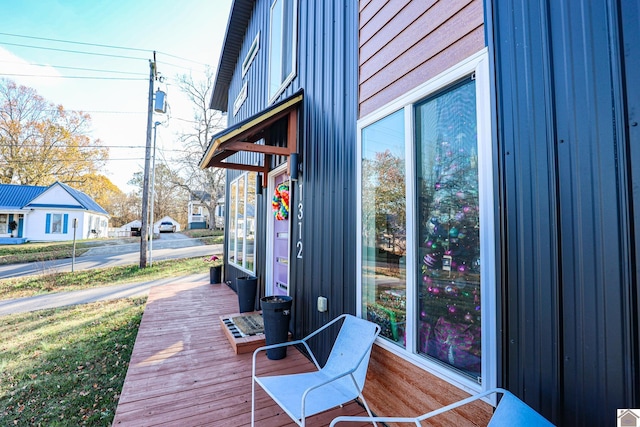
209, 266, 222, 284
236, 276, 258, 313
260, 295, 293, 360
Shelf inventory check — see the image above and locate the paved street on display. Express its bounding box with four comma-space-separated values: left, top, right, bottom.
0, 273, 210, 316
0, 234, 224, 316
0, 236, 222, 279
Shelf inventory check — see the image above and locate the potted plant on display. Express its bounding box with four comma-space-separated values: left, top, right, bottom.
8, 220, 17, 238
204, 255, 222, 284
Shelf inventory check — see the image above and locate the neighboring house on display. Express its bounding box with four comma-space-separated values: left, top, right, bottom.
202, 0, 640, 425
0, 182, 109, 243
188, 191, 225, 230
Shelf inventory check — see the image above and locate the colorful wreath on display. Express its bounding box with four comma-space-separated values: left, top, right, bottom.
272, 183, 290, 220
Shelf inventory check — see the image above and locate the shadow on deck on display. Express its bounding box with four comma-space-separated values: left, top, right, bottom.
112, 281, 370, 426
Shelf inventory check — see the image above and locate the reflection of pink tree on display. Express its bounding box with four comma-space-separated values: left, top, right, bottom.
419, 134, 480, 324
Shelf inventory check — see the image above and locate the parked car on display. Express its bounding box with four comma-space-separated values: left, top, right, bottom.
158, 221, 176, 233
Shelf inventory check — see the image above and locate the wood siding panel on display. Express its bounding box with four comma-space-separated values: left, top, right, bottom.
360, 0, 388, 27
365, 346, 493, 425
360, 0, 460, 64
358, 0, 484, 117
360, 26, 484, 117
360, 0, 417, 46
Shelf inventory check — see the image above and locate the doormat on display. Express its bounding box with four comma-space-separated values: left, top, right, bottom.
228, 313, 264, 337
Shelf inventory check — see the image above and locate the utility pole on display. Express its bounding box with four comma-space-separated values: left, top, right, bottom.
140, 53, 156, 268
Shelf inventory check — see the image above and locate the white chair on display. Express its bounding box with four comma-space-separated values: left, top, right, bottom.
251, 313, 381, 427
329, 387, 555, 426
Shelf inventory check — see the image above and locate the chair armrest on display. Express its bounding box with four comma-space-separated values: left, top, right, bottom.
252, 339, 320, 377
329, 388, 507, 427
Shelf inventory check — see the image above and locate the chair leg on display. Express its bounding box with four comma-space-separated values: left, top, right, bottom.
251, 377, 256, 427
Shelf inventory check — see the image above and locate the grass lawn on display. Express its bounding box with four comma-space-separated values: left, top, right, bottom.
0, 297, 146, 426
0, 257, 217, 301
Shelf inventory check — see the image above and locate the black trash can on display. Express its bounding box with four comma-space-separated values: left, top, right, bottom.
236, 276, 257, 313
209, 266, 222, 284
260, 295, 293, 360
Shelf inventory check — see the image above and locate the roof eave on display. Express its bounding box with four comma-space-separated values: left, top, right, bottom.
209, 0, 256, 112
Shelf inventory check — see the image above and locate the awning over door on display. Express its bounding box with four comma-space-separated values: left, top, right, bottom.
199, 91, 302, 181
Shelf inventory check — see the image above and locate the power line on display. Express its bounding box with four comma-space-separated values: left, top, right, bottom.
0, 59, 147, 76
0, 41, 147, 61
0, 73, 147, 81
0, 31, 152, 53
0, 31, 210, 68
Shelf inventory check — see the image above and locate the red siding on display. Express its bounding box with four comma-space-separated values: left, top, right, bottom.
359, 0, 485, 117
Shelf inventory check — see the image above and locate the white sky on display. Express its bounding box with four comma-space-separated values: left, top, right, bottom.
0, 0, 233, 192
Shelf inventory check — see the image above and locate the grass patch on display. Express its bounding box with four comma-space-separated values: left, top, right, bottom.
0, 242, 92, 265
181, 229, 224, 244
0, 257, 213, 301
0, 297, 146, 426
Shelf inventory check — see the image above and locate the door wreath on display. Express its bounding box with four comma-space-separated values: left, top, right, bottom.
272, 183, 290, 220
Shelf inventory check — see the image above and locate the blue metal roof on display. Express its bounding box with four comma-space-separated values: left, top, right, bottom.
0, 183, 47, 210
50, 182, 109, 215
0, 182, 108, 215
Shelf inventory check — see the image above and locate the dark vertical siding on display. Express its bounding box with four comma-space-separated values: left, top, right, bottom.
490, 0, 639, 424
221, 0, 359, 363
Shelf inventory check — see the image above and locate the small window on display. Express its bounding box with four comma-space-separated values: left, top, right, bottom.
46, 213, 68, 234
242, 32, 260, 77
0, 214, 8, 234
268, 0, 297, 102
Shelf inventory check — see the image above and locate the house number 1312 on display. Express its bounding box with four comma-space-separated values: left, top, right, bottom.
296, 181, 303, 259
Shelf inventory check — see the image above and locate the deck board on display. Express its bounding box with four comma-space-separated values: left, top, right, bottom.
113, 281, 371, 426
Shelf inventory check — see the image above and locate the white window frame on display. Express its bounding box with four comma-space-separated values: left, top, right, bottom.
267, 0, 298, 103
228, 172, 257, 274
242, 32, 260, 77
356, 49, 496, 395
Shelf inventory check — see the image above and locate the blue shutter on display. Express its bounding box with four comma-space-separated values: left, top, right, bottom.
45, 213, 51, 234
63, 214, 69, 233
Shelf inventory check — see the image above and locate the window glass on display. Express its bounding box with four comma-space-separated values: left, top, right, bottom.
228, 172, 257, 273
361, 110, 407, 346
229, 181, 238, 264
268, 0, 296, 101
415, 78, 481, 379
246, 172, 257, 271
0, 214, 7, 234
237, 175, 246, 265
360, 74, 487, 383
51, 213, 63, 234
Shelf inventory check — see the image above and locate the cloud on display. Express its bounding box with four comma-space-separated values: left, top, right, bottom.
0, 46, 62, 88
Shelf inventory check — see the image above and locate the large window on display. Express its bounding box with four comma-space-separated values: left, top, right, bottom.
228, 172, 257, 272
361, 110, 407, 347
358, 51, 494, 389
268, 0, 297, 102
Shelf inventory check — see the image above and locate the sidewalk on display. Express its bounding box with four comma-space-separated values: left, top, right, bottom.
0, 273, 209, 316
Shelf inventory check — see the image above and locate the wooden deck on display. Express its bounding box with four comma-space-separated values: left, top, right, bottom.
112, 281, 370, 426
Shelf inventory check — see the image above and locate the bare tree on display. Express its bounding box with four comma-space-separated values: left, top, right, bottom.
171, 69, 226, 229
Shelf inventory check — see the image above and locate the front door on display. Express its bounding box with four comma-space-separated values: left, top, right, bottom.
268, 169, 290, 296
